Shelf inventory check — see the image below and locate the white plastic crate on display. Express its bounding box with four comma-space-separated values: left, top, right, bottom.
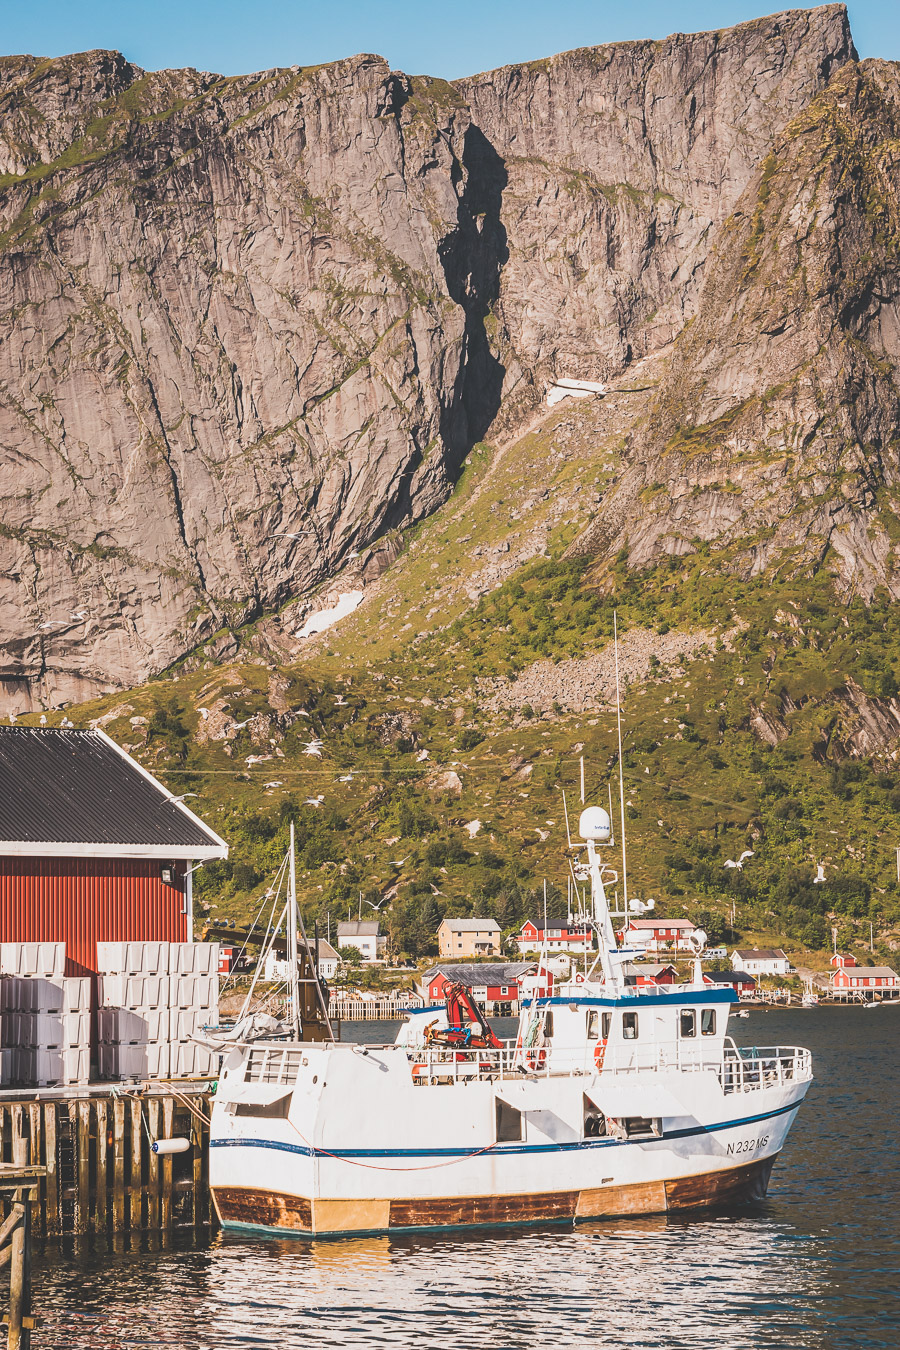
97, 1007, 152, 1045
62, 1009, 90, 1048
171, 1042, 217, 1078
96, 942, 169, 974
18, 1047, 64, 1088
10, 1012, 63, 1048
171, 943, 219, 976
63, 978, 91, 1013
0, 1048, 13, 1086
97, 1043, 149, 1080
98, 975, 170, 1009
0, 943, 65, 978
62, 1046, 90, 1085
0, 977, 64, 1013
170, 1008, 204, 1042
146, 1042, 171, 1079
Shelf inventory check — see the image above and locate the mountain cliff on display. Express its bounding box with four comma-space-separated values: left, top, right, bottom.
0, 5, 855, 711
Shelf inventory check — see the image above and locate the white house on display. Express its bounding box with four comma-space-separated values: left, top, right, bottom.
731, 948, 791, 977
316, 939, 340, 980
337, 920, 384, 963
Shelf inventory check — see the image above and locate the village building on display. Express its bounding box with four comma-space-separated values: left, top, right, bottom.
316, 939, 340, 980
731, 948, 791, 977
629, 963, 679, 987
336, 920, 384, 963
702, 970, 757, 996
0, 726, 227, 977
421, 963, 536, 1014
831, 965, 899, 999
622, 917, 699, 953
830, 952, 858, 968
516, 920, 593, 954
437, 917, 502, 958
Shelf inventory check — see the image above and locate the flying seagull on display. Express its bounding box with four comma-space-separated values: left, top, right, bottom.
724, 850, 754, 870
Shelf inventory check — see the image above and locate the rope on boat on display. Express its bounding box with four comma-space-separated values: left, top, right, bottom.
285, 1116, 501, 1173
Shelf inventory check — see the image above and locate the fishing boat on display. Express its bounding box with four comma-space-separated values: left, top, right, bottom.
210, 806, 812, 1236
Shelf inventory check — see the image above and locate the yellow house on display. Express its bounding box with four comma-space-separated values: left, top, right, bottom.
438, 918, 502, 958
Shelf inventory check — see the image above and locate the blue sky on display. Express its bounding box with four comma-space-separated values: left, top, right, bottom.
2, 2, 897, 78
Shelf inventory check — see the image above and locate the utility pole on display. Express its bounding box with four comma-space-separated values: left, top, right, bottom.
870, 920, 874, 953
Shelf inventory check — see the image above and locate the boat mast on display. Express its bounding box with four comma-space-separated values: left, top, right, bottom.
288, 821, 301, 1041
613, 611, 629, 911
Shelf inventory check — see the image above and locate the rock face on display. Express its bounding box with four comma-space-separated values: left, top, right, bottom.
574, 58, 900, 600
0, 7, 859, 709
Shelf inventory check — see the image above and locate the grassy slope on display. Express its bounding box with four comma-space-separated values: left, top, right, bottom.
16, 380, 900, 976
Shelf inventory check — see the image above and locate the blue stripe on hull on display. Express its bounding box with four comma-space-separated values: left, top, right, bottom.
210, 1098, 799, 1161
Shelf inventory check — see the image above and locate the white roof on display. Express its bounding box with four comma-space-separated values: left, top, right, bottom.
441, 918, 501, 932
628, 918, 696, 929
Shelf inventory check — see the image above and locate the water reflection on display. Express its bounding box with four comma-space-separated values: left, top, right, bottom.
33, 1009, 898, 1349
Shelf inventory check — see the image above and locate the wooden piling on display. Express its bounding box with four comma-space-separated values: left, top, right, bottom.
129, 1098, 143, 1231
112, 1098, 126, 1233
94, 1100, 107, 1236
42, 1107, 57, 1240
160, 1098, 173, 1233
146, 1099, 160, 1232
76, 1102, 90, 1235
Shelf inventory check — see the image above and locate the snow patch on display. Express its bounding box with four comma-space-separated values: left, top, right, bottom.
296, 590, 365, 638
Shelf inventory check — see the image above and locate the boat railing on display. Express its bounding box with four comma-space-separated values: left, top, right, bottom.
404, 1039, 812, 1093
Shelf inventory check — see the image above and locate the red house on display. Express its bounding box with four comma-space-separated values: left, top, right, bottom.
832, 965, 899, 998
623, 918, 698, 953
516, 920, 593, 954
631, 963, 679, 986
422, 963, 537, 1013
702, 970, 756, 995
0, 727, 228, 977
830, 953, 858, 968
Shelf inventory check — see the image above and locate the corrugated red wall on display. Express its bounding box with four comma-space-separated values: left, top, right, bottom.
0, 857, 187, 976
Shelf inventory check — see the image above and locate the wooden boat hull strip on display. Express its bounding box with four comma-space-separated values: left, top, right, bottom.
214, 1154, 776, 1237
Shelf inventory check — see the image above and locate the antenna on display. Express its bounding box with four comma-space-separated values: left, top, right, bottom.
580, 755, 585, 805
562, 790, 573, 849
608, 781, 614, 846
613, 611, 629, 910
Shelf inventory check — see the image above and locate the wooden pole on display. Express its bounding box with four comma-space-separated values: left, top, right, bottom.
160, 1099, 173, 1234
42, 1106, 58, 1239
112, 1099, 126, 1233
94, 1100, 108, 1236
129, 1100, 142, 1232
146, 1099, 160, 1232
7, 1221, 25, 1350
76, 1102, 90, 1236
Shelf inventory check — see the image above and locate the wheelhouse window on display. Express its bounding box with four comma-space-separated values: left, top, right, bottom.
586, 1010, 599, 1040
602, 1012, 612, 1039
543, 1010, 554, 1038
622, 1012, 639, 1040
495, 1098, 523, 1143
679, 1009, 696, 1038
701, 1008, 716, 1036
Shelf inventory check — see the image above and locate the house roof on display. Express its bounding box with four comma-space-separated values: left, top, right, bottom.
0, 727, 227, 860
337, 920, 380, 937
627, 917, 696, 929
440, 918, 501, 933
634, 964, 679, 976
423, 963, 535, 988
732, 948, 787, 961
703, 970, 756, 985
833, 966, 897, 980
316, 939, 340, 961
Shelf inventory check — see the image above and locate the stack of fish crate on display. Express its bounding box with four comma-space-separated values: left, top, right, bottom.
97, 941, 219, 1082
0, 943, 91, 1087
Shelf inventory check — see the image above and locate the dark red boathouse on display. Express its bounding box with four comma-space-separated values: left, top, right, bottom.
0, 727, 227, 977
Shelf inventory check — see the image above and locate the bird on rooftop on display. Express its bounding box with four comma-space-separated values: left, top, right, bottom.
39, 714, 47, 725
171, 793, 198, 802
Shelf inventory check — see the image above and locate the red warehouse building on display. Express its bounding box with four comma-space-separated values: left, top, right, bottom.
0, 727, 228, 977
832, 965, 899, 1000
422, 963, 537, 1014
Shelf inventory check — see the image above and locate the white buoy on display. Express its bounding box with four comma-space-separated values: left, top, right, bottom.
151, 1137, 191, 1155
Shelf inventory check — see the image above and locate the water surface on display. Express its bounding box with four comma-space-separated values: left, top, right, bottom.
33, 1007, 899, 1348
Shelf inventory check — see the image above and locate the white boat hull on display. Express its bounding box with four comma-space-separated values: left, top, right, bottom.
210, 1041, 810, 1236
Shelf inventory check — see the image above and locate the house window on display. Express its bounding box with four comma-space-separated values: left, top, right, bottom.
679, 1009, 696, 1038
701, 1009, 716, 1036
622, 1013, 639, 1040
500, 987, 508, 996
495, 1098, 523, 1143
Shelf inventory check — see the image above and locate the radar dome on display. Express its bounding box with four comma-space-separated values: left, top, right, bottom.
579, 806, 611, 842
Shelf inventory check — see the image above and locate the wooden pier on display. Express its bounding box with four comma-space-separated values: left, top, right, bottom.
0, 1089, 213, 1239
329, 998, 422, 1021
